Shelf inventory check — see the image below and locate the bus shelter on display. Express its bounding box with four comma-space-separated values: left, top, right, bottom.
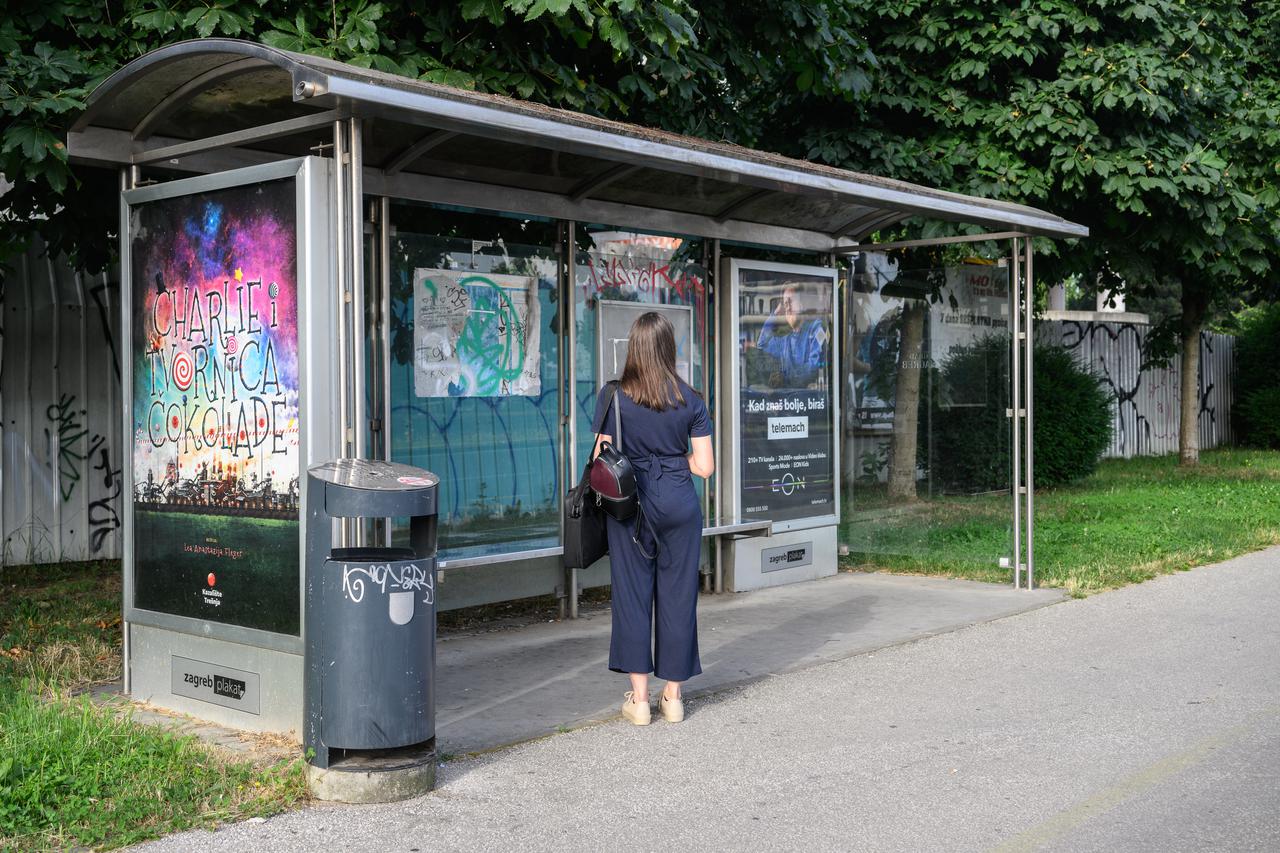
68, 39, 1086, 733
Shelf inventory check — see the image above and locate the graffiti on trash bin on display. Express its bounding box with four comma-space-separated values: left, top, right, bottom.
341, 562, 434, 605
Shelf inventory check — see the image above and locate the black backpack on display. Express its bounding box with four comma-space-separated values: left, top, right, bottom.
589, 382, 638, 521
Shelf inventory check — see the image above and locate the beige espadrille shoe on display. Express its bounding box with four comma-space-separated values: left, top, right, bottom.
622, 691, 651, 726
658, 692, 684, 723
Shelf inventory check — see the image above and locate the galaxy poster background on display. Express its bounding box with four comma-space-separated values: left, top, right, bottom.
130, 177, 302, 635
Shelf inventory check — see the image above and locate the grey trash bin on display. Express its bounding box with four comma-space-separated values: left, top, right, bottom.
303, 459, 439, 788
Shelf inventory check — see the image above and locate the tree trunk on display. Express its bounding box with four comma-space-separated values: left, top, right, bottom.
887, 302, 926, 502
1178, 286, 1208, 466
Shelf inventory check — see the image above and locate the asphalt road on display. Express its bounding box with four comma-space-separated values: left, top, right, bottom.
137, 547, 1280, 852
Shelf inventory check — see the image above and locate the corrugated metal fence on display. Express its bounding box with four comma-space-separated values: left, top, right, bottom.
1037, 319, 1235, 459
1, 238, 123, 566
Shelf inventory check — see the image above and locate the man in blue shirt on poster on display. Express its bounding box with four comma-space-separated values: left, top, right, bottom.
755, 283, 827, 388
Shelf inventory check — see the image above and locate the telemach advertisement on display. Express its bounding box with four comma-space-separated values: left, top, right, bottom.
129, 178, 301, 635
734, 264, 836, 522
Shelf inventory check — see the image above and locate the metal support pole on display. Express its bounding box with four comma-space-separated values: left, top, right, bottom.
350, 118, 366, 462
701, 240, 712, 529
1009, 238, 1023, 589
120, 166, 134, 696
556, 220, 568, 620
380, 196, 392, 463
332, 121, 350, 461
566, 221, 579, 619
700, 240, 713, 589
372, 195, 392, 547
714, 536, 723, 596
1023, 240, 1035, 588
711, 238, 725, 594
829, 252, 842, 536
347, 120, 369, 546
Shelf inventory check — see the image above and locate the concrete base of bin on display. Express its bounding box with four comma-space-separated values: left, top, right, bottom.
307, 743, 436, 804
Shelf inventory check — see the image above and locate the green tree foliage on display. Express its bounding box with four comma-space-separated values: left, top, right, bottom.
793, 1, 1280, 463
4, 2, 1278, 466
798, 2, 1279, 281
0, 0, 872, 270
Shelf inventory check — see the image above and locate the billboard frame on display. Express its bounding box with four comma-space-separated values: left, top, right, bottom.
120, 157, 336, 656
721, 257, 840, 534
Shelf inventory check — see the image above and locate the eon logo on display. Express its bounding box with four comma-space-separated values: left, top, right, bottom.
770, 473, 806, 496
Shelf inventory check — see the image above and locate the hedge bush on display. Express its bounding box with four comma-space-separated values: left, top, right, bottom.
924, 335, 1010, 494
1232, 303, 1280, 448
927, 338, 1112, 492
1032, 346, 1114, 485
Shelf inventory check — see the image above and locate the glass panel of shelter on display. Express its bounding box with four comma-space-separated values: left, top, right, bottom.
571, 226, 711, 511
838, 246, 1015, 578
377, 200, 1021, 579
385, 202, 562, 558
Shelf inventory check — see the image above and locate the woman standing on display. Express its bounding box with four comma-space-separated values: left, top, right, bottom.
592, 311, 715, 725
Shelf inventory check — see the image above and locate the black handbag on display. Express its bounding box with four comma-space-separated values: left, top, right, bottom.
563, 461, 608, 569
563, 382, 635, 568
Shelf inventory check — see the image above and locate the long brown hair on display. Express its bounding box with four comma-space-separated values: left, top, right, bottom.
620, 311, 685, 410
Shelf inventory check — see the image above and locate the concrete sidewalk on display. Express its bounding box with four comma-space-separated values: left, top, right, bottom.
137, 547, 1280, 853
436, 571, 1062, 755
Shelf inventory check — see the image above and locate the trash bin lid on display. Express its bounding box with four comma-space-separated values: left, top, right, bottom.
308, 459, 439, 492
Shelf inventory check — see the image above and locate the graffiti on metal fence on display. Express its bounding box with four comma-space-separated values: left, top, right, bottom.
2, 241, 125, 565
88, 444, 123, 553
1043, 320, 1234, 459
45, 393, 104, 503
90, 280, 123, 382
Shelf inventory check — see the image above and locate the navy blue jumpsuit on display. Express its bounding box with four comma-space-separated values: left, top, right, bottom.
592, 381, 711, 682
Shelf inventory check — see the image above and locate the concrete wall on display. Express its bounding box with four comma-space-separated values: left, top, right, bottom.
1037, 319, 1235, 459
1, 239, 124, 566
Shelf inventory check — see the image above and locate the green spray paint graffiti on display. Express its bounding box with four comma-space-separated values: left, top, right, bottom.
413, 269, 541, 397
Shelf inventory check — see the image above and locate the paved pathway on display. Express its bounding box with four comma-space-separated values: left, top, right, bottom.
138, 550, 1280, 852
435, 571, 1061, 754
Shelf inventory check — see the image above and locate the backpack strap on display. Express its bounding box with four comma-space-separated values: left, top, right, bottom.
610, 380, 623, 451
593, 380, 623, 451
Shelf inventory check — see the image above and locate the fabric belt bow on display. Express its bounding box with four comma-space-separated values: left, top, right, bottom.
631, 453, 687, 500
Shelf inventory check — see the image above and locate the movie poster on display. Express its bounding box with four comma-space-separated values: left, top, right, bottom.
735, 265, 836, 522
130, 178, 301, 635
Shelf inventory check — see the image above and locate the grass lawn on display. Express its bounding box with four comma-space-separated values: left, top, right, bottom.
840, 448, 1280, 595
0, 561, 307, 851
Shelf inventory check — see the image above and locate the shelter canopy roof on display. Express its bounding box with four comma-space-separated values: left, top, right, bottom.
69, 39, 1087, 249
